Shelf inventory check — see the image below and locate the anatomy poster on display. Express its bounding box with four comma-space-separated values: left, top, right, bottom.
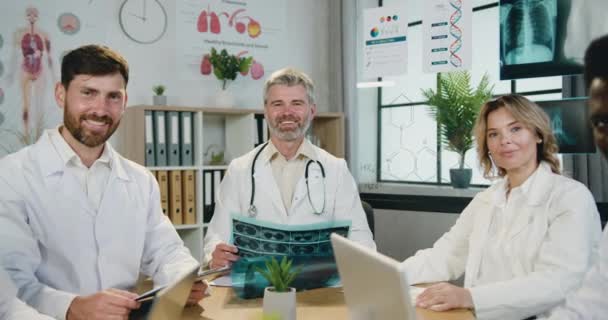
362, 5, 409, 79
176, 0, 287, 89
0, 0, 107, 157
422, 0, 472, 73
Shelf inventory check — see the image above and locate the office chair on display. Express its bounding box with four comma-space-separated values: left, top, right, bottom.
361, 200, 375, 239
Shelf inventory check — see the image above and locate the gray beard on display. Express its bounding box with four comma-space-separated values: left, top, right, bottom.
268, 117, 312, 141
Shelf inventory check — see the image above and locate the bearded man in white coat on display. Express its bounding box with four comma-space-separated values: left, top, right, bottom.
204, 67, 375, 269
0, 44, 206, 320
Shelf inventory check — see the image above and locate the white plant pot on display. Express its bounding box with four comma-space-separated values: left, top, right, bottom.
153, 95, 167, 106
214, 89, 234, 108
263, 287, 296, 320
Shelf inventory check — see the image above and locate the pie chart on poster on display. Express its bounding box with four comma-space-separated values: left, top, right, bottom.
58, 12, 80, 35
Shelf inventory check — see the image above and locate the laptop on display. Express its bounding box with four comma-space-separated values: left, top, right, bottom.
331, 234, 416, 320
129, 265, 200, 320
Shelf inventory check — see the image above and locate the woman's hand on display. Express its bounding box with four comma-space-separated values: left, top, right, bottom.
416, 282, 474, 312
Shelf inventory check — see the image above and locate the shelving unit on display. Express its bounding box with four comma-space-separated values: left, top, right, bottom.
115, 105, 345, 262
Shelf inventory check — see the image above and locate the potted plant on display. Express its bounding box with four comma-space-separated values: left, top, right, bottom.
201, 47, 253, 107
255, 256, 301, 320
422, 71, 493, 188
152, 85, 167, 106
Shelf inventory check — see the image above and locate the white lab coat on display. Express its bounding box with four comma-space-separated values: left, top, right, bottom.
541, 226, 608, 320
203, 141, 376, 264
0, 131, 198, 320
0, 267, 54, 320
402, 162, 602, 320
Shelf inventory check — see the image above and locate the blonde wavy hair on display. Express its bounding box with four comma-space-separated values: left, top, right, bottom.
474, 94, 560, 178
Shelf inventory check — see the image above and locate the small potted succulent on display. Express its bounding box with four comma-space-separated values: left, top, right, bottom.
152, 84, 167, 106
255, 256, 301, 320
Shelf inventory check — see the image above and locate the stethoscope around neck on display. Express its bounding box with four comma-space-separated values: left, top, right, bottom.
248, 142, 326, 217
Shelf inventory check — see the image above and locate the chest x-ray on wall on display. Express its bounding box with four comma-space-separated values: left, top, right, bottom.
499, 0, 608, 80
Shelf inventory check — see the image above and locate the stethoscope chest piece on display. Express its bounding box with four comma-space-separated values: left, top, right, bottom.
248, 205, 258, 218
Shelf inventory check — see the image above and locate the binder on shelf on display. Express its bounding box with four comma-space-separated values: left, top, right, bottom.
145, 110, 156, 166
168, 170, 183, 225
167, 111, 181, 166
203, 171, 213, 223
157, 170, 169, 216
202, 169, 226, 223
182, 170, 197, 225
213, 170, 222, 204
153, 111, 168, 166
180, 112, 194, 166
254, 114, 264, 147
262, 118, 269, 142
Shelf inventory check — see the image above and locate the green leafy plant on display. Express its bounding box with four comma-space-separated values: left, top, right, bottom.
208, 47, 253, 90
210, 151, 225, 165
422, 71, 493, 169
255, 256, 301, 293
152, 85, 166, 96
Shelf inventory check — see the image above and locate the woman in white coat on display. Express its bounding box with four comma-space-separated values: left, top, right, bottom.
402, 94, 602, 320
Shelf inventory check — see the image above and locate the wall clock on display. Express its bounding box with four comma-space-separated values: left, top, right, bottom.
119, 0, 167, 44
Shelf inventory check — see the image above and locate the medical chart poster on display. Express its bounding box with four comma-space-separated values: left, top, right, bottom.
422, 0, 472, 73
0, 1, 108, 158
176, 0, 287, 85
362, 5, 409, 79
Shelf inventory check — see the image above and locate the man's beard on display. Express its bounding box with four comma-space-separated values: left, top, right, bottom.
267, 113, 312, 141
63, 104, 119, 148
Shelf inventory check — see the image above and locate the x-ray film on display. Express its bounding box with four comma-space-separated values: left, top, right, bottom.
229, 215, 351, 298
230, 215, 351, 258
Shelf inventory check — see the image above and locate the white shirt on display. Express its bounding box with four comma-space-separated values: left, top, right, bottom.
0, 268, 54, 320
203, 140, 376, 264
49, 127, 111, 210
265, 139, 317, 211
0, 129, 198, 320
541, 226, 608, 320
402, 162, 602, 320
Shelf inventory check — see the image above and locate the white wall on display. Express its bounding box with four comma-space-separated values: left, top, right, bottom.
105, 0, 336, 112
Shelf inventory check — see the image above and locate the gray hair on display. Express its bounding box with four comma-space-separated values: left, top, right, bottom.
263, 67, 315, 105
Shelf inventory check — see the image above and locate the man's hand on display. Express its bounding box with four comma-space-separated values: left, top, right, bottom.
210, 243, 239, 269
66, 288, 140, 320
186, 281, 208, 306
415, 282, 474, 312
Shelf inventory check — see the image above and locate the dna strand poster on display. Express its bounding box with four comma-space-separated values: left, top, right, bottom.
422, 0, 472, 73
362, 5, 409, 79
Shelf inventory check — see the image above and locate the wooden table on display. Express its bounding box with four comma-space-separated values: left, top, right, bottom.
179, 286, 475, 320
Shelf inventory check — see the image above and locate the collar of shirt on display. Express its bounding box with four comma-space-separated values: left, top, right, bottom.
48, 126, 112, 170
261, 138, 317, 164
491, 161, 553, 207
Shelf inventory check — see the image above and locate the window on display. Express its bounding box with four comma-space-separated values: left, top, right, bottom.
378, 2, 563, 186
